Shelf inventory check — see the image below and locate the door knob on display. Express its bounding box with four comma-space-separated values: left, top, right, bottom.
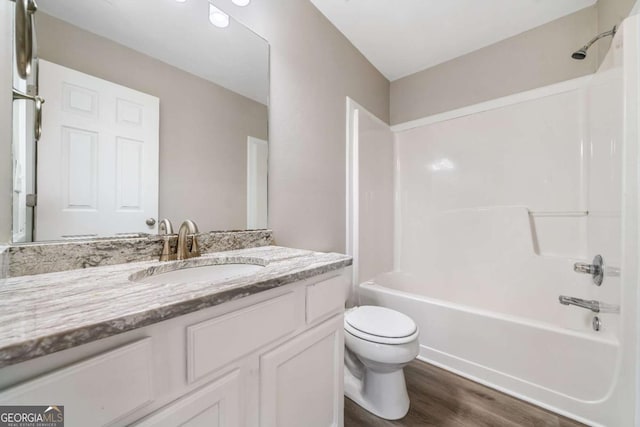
146, 218, 157, 226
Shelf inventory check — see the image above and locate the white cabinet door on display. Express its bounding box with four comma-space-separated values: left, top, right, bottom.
259, 315, 344, 427
37, 60, 159, 240
133, 369, 242, 427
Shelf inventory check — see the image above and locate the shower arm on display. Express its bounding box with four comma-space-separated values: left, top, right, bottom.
580, 26, 617, 52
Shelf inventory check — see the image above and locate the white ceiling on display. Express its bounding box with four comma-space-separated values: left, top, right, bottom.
309, 0, 597, 81
38, 0, 269, 104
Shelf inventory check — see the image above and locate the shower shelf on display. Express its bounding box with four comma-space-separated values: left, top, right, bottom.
528, 211, 588, 217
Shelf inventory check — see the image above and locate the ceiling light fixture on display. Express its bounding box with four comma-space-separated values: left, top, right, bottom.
231, 0, 250, 6
209, 3, 230, 28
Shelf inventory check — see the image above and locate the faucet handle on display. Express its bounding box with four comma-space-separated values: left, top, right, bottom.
573, 255, 604, 286
187, 220, 200, 257
159, 237, 177, 262
190, 236, 200, 258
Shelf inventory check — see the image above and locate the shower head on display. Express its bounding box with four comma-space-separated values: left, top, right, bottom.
571, 49, 587, 60
571, 26, 617, 60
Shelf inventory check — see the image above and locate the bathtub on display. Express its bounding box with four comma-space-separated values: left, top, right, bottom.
357, 271, 621, 426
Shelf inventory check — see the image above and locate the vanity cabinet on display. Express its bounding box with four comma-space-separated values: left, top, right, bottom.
0, 271, 349, 427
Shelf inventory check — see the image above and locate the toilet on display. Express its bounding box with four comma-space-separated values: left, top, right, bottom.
343, 306, 420, 420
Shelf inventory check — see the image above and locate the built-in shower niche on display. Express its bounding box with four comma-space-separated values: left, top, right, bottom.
527, 210, 587, 258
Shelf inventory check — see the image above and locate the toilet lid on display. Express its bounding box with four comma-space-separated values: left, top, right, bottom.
345, 306, 417, 339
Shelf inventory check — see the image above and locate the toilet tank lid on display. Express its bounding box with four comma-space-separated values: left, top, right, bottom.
345, 306, 417, 338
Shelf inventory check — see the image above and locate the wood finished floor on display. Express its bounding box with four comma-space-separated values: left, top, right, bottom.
344, 360, 585, 427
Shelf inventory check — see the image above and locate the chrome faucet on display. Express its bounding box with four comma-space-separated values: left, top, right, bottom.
558, 296, 620, 314
177, 220, 200, 260
573, 255, 604, 286
158, 219, 176, 262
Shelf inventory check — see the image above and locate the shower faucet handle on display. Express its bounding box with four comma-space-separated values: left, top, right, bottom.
558, 296, 620, 314
573, 255, 604, 286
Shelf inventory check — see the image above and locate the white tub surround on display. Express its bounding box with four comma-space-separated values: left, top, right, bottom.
346, 98, 395, 288
347, 14, 640, 427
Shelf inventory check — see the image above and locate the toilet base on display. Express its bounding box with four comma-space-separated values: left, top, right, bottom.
344, 363, 410, 420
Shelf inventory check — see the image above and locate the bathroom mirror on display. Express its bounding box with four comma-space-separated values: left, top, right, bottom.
11, 0, 269, 243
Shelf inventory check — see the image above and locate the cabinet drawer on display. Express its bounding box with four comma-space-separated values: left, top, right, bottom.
187, 292, 297, 383
0, 338, 154, 426
306, 276, 347, 324
133, 369, 241, 427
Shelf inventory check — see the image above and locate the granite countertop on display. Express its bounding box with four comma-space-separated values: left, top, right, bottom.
0, 246, 352, 368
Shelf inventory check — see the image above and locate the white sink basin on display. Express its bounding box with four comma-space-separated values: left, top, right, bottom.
139, 263, 264, 285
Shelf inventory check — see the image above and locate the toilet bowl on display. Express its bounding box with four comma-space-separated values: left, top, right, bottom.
343, 305, 419, 420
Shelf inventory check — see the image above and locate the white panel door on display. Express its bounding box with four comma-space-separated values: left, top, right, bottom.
259, 315, 344, 427
247, 137, 268, 229
37, 60, 159, 240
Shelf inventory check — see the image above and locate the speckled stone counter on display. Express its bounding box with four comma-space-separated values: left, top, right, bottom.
7, 229, 274, 277
0, 246, 351, 368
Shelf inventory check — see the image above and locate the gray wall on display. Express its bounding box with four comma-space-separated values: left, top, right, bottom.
210, 0, 390, 253
35, 13, 269, 233
390, 0, 639, 125
597, 0, 637, 63
390, 6, 598, 125
0, 1, 389, 250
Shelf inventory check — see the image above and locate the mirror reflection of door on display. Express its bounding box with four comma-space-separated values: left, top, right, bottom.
11, 52, 36, 243
12, 81, 32, 242
36, 60, 159, 240
10, 2, 269, 242
247, 137, 268, 229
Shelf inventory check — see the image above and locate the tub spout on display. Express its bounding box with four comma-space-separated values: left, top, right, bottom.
558, 295, 620, 314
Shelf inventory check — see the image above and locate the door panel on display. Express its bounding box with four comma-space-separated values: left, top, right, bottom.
259, 315, 343, 427
133, 369, 241, 427
37, 60, 159, 240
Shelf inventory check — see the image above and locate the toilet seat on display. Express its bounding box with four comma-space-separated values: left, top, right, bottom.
345, 306, 418, 345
